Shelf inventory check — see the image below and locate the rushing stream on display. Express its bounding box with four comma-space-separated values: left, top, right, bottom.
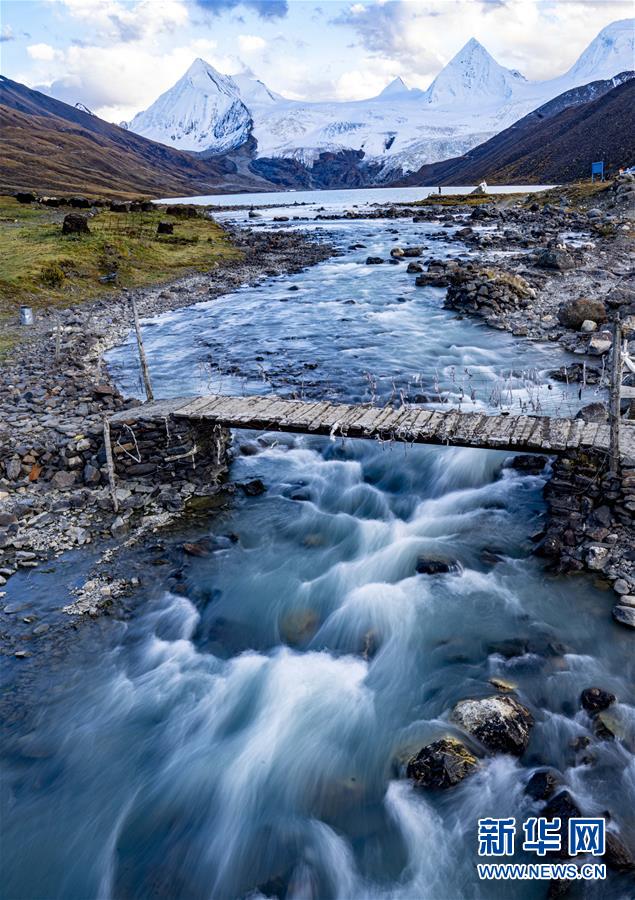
2, 189, 634, 900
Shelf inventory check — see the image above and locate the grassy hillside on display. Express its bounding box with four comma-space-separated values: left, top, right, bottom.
0, 197, 240, 352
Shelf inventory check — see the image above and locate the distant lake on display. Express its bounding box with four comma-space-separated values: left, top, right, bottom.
158, 184, 555, 209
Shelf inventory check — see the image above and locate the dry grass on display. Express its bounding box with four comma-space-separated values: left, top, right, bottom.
521, 180, 611, 210
0, 196, 240, 355
410, 192, 528, 207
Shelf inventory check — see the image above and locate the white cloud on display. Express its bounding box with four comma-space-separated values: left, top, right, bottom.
238, 34, 266, 53
53, 0, 189, 43
27, 43, 58, 61
338, 0, 634, 83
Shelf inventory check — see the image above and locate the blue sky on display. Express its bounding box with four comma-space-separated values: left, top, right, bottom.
0, 0, 632, 121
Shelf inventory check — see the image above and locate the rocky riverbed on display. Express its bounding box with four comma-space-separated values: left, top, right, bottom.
0, 226, 334, 612
2, 180, 634, 622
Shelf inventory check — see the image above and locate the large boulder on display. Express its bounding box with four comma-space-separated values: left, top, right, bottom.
62, 213, 90, 235
406, 737, 478, 789
535, 248, 575, 271
451, 695, 534, 755
557, 297, 607, 330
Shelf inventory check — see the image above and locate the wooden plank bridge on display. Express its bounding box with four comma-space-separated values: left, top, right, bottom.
110, 394, 635, 461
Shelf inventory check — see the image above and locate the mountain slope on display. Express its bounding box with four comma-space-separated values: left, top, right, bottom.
396, 75, 635, 186
0, 76, 272, 197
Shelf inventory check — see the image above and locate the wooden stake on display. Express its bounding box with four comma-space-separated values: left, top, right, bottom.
131, 296, 154, 401
54, 323, 61, 361
609, 318, 622, 476
103, 419, 119, 513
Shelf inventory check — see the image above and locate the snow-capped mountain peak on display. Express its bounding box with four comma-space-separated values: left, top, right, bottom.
377, 76, 411, 98
423, 36, 525, 107
563, 18, 634, 85
127, 58, 252, 153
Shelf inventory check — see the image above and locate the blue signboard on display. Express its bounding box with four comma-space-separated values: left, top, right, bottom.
591, 161, 604, 182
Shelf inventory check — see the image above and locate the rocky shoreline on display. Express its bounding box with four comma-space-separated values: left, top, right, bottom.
0, 226, 334, 613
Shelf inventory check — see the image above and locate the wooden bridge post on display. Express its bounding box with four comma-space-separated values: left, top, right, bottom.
609, 317, 622, 476
131, 297, 154, 402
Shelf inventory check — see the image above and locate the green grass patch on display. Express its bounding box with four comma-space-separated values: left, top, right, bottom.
0, 197, 241, 328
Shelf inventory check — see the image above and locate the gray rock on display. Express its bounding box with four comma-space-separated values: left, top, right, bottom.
535, 249, 575, 271
51, 470, 76, 490
612, 605, 635, 629
6, 458, 21, 480
83, 463, 101, 485
451, 695, 534, 755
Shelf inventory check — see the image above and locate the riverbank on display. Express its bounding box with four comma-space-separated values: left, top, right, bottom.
0, 225, 334, 611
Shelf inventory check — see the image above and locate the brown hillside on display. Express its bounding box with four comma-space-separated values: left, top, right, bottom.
0, 76, 270, 198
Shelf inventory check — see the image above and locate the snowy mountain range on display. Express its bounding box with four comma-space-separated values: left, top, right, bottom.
126, 18, 634, 179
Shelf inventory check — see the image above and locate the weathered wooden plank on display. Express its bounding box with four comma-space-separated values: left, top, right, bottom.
374, 407, 406, 434
176, 395, 227, 418
525, 417, 549, 449
384, 407, 416, 435
354, 406, 385, 432
483, 414, 517, 447
579, 422, 600, 447
393, 408, 423, 438
417, 412, 445, 440
565, 419, 585, 449
594, 425, 611, 452
195, 396, 250, 420
476, 415, 505, 444
285, 401, 329, 428
546, 418, 572, 451
308, 403, 354, 432
255, 399, 301, 425
510, 416, 538, 447
410, 409, 435, 434
451, 413, 486, 445
365, 406, 398, 434
434, 410, 461, 443
230, 397, 289, 426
